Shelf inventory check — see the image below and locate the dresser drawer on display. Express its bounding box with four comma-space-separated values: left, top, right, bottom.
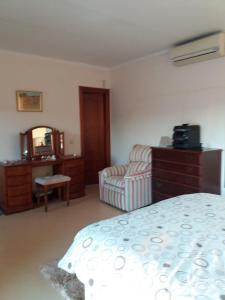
152, 148, 200, 165
151, 147, 221, 200
152, 160, 200, 176
152, 191, 171, 203
7, 174, 31, 187
7, 194, 32, 207
70, 183, 85, 193
7, 184, 31, 197
153, 168, 201, 187
64, 165, 84, 176
69, 186, 85, 199
70, 174, 84, 185
63, 158, 84, 168
6, 166, 31, 176
152, 178, 199, 196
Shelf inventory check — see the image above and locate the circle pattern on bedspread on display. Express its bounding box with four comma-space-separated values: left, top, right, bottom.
58, 193, 225, 300
114, 256, 126, 270
151, 237, 163, 243
82, 237, 93, 248
180, 223, 192, 229
155, 288, 171, 300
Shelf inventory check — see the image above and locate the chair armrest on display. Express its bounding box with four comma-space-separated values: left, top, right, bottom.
124, 169, 151, 181
99, 164, 128, 178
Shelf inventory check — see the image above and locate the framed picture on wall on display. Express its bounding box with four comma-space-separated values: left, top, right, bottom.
16, 90, 43, 112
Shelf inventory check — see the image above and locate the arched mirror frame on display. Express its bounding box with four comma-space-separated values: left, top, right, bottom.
20, 126, 64, 160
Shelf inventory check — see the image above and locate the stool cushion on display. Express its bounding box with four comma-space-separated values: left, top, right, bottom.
35, 174, 71, 186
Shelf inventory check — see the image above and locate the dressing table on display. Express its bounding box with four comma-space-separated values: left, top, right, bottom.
0, 126, 85, 214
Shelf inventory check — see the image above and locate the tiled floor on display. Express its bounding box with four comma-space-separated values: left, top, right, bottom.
0, 185, 122, 300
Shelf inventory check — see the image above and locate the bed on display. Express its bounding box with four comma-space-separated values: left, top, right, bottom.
58, 193, 225, 300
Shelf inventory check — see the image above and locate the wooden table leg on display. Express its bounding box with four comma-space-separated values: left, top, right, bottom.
36, 184, 41, 207
44, 186, 48, 212
66, 182, 70, 206
58, 187, 62, 201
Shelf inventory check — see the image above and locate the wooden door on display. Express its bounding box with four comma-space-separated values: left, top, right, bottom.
79, 87, 110, 184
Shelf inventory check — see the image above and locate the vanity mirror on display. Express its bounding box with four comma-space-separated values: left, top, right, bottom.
32, 127, 53, 156
20, 126, 64, 160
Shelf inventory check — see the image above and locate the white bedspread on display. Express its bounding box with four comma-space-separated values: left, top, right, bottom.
59, 193, 225, 300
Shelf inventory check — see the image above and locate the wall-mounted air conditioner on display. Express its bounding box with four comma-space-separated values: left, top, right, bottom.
170, 32, 225, 66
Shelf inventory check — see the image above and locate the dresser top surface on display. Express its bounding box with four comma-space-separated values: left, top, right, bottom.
151, 146, 222, 153
0, 155, 83, 167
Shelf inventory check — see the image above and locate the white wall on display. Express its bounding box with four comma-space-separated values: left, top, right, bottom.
2, 48, 225, 191
0, 50, 111, 160
111, 51, 225, 192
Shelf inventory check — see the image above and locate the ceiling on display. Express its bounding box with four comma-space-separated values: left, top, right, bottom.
0, 0, 225, 67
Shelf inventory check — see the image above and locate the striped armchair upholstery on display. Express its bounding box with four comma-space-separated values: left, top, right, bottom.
99, 144, 152, 211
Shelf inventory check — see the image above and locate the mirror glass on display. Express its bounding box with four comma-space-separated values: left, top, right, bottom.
22, 134, 28, 158
32, 127, 53, 156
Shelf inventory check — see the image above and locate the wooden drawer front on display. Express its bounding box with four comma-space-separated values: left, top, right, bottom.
63, 159, 84, 169
6, 166, 31, 176
64, 165, 84, 177
7, 194, 32, 207
7, 185, 31, 197
152, 149, 200, 165
7, 174, 31, 187
70, 173, 84, 184
153, 169, 201, 187
70, 184, 84, 194
152, 178, 199, 197
153, 160, 200, 176
152, 191, 171, 203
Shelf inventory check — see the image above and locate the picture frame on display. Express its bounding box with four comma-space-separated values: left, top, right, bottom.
16, 90, 43, 112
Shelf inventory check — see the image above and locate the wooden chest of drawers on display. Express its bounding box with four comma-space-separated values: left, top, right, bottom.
152, 147, 222, 203
55, 157, 85, 200
0, 164, 33, 214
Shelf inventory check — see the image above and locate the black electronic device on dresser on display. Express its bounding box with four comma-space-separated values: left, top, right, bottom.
173, 124, 201, 149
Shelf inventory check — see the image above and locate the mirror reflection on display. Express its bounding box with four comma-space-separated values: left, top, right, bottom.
32, 127, 53, 156
20, 126, 64, 160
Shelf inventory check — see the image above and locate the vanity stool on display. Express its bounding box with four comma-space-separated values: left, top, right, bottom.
35, 174, 71, 212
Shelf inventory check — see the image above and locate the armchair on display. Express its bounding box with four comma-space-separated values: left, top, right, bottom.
99, 144, 152, 211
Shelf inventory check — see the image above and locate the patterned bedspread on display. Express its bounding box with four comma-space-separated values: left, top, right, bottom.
59, 193, 225, 300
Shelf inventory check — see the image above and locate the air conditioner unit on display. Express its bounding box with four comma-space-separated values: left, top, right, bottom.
170, 32, 225, 66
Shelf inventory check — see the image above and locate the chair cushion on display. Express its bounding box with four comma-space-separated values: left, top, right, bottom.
101, 164, 128, 177
125, 162, 151, 176
35, 174, 71, 186
129, 144, 151, 163
104, 176, 125, 188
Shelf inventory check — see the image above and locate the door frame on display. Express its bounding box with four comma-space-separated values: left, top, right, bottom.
79, 86, 111, 170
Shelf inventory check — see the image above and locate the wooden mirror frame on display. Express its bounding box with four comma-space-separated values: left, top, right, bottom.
20, 126, 64, 160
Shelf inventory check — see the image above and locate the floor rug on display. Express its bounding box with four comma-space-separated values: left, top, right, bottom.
40, 260, 84, 300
